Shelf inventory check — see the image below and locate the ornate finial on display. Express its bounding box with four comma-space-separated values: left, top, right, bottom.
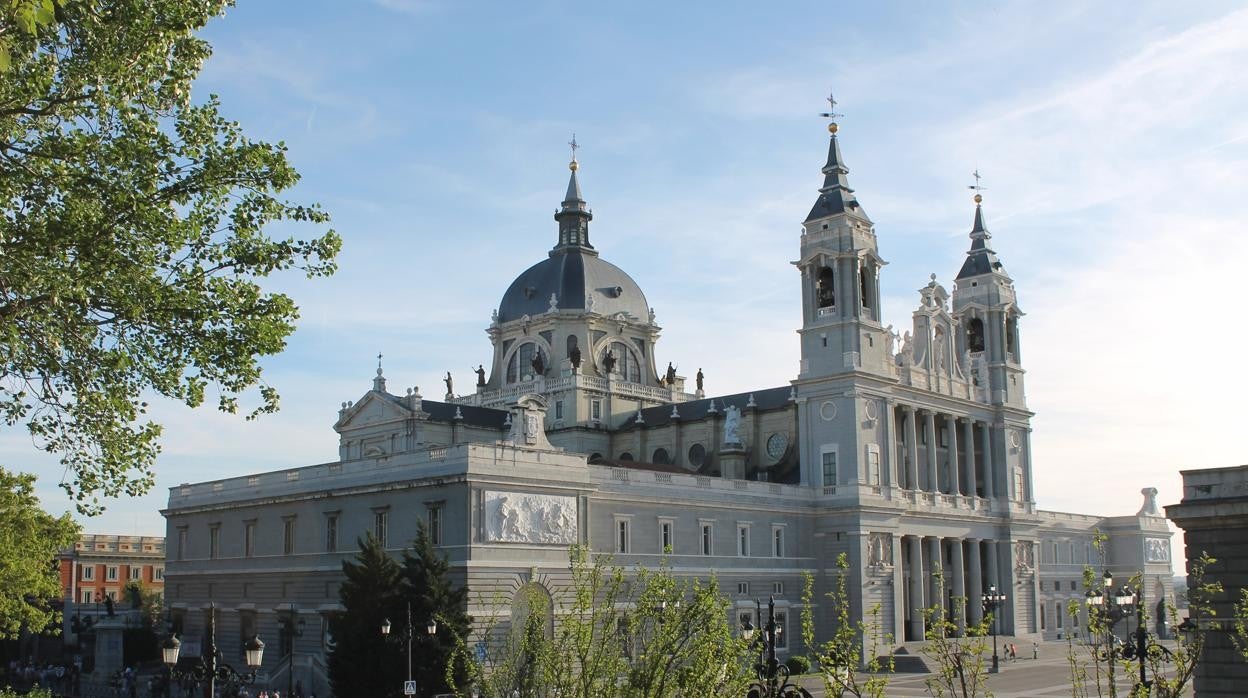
968, 169, 987, 204
568, 133, 580, 171
376, 352, 384, 375
819, 91, 843, 134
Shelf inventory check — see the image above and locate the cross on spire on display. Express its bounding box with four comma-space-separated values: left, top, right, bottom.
968, 169, 987, 195
377, 352, 383, 370
568, 133, 579, 163
819, 91, 843, 121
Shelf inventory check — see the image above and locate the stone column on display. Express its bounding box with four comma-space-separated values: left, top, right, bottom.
985, 540, 1001, 634
907, 535, 925, 641
924, 412, 939, 492
904, 407, 919, 490
882, 400, 897, 487
945, 414, 960, 495
967, 538, 983, 626
979, 422, 995, 499
950, 538, 966, 635
927, 536, 944, 623
963, 419, 978, 499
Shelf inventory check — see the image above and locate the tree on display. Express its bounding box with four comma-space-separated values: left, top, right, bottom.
401, 522, 471, 697
800, 555, 893, 698
0, 467, 79, 639
921, 572, 992, 698
328, 534, 403, 698
0, 0, 340, 513
460, 546, 752, 698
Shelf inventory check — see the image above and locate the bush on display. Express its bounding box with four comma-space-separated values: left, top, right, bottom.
785, 655, 812, 675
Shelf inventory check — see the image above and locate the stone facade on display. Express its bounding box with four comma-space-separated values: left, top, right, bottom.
162, 120, 1172, 696
1165, 465, 1248, 697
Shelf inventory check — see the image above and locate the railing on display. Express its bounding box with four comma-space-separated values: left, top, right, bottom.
457, 373, 690, 407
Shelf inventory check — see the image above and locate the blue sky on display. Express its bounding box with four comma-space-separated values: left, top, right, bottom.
7, 2, 1247, 561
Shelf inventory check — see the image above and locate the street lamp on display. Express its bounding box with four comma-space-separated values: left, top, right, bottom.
739, 597, 809, 698
162, 603, 264, 698
981, 586, 1007, 673
382, 602, 437, 696
1086, 573, 1133, 698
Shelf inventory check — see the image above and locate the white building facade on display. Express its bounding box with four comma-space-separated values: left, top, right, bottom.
163, 119, 1172, 695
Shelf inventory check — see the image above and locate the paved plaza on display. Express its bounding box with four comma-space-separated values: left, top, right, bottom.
792, 640, 1190, 697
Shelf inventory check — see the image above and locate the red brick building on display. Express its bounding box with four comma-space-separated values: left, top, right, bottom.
58, 534, 165, 639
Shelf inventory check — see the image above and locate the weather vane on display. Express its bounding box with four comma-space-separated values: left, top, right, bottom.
568, 133, 580, 170
819, 91, 843, 120
968, 169, 987, 202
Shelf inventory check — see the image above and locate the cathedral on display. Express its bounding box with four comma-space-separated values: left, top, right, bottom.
162, 112, 1174, 695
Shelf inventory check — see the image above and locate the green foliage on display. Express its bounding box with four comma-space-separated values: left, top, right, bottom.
921, 572, 992, 698
0, 466, 79, 639
1, 688, 55, 698
0, 0, 340, 512
1233, 586, 1248, 662
458, 546, 752, 698
328, 534, 403, 698
402, 522, 472, 697
799, 556, 892, 698
785, 654, 811, 675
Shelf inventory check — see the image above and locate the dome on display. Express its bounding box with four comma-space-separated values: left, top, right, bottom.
498, 249, 650, 323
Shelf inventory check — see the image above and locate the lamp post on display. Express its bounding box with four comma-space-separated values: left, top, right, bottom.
739, 596, 811, 698
382, 602, 437, 696
1132, 582, 1150, 692
981, 586, 1007, 673
283, 607, 305, 698
1085, 571, 1133, 697
162, 602, 264, 698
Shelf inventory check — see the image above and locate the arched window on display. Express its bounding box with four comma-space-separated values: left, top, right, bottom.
652, 448, 670, 465
618, 452, 634, 462
601, 341, 641, 382
506, 342, 538, 383
967, 318, 985, 353
588, 453, 603, 464
1006, 317, 1018, 359
817, 266, 835, 308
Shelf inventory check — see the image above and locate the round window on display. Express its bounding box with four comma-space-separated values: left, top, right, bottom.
688, 443, 706, 467
766, 433, 789, 462
652, 448, 670, 465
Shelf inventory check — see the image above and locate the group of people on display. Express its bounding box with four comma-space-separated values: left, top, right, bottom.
2, 659, 78, 694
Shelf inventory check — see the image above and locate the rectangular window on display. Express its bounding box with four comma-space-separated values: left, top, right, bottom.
1056, 603, 1063, 628
772, 526, 785, 558
775, 610, 788, 649
737, 524, 750, 557
592, 400, 602, 420
244, 521, 256, 558
700, 523, 713, 556
177, 528, 187, 561
616, 519, 630, 554
80, 589, 93, 604
659, 519, 673, 553
737, 581, 749, 596
209, 526, 220, 560
105, 589, 117, 601
81, 566, 94, 581
106, 566, 118, 581
129, 567, 142, 580
326, 515, 339, 553
866, 446, 881, 486
821, 449, 838, 486
428, 506, 443, 545
555, 400, 564, 420
773, 581, 785, 595
283, 518, 296, 555
1039, 581, 1045, 591
153, 567, 164, 581
1041, 604, 1047, 630
374, 511, 388, 547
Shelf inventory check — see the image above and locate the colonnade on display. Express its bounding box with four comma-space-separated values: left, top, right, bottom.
899, 535, 1012, 641
889, 404, 997, 498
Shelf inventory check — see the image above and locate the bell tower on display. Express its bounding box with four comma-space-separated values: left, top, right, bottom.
795, 99, 890, 379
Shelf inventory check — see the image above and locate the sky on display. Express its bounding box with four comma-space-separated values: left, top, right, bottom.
6, 1, 1247, 569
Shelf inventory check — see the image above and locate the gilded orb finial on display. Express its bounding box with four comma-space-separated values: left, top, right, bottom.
568, 133, 580, 171
974, 193, 982, 204
827, 122, 838, 134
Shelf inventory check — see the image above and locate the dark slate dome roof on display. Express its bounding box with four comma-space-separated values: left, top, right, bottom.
498, 249, 649, 323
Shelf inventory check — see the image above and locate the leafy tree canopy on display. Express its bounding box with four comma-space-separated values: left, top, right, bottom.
0, 467, 79, 639
0, 0, 340, 512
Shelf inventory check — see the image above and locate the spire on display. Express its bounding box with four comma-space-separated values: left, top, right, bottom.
806, 94, 867, 222
956, 175, 1006, 280
553, 134, 595, 254
373, 352, 387, 392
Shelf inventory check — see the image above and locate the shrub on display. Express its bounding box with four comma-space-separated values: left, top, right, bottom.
786, 655, 812, 675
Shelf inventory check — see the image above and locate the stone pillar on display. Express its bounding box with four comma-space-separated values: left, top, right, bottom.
979, 422, 995, 499
904, 407, 919, 490
907, 535, 925, 641
967, 538, 983, 626
924, 411, 938, 492
927, 536, 944, 623
882, 400, 897, 487
985, 540, 1001, 634
946, 414, 960, 495
950, 538, 966, 635
963, 419, 978, 499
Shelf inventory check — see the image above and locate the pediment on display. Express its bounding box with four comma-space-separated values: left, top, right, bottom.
334, 391, 412, 432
